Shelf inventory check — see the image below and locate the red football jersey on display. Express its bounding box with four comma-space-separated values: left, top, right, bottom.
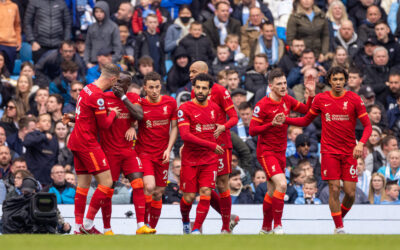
136, 95, 177, 160
99, 92, 141, 152
68, 84, 109, 151
309, 91, 367, 155
251, 95, 306, 155
178, 100, 221, 167
191, 84, 235, 149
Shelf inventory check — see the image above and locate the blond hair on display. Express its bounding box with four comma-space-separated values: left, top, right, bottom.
326, 1, 348, 23
368, 173, 386, 204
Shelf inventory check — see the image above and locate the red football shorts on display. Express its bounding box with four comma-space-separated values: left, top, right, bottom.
73, 148, 110, 175
107, 149, 143, 182
321, 153, 358, 182
141, 157, 169, 187
180, 163, 217, 193
217, 148, 232, 176
257, 151, 286, 180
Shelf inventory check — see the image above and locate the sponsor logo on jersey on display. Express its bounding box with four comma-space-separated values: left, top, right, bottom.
196, 124, 202, 132
325, 113, 331, 122
224, 90, 231, 99
146, 120, 152, 128
153, 119, 169, 126
118, 113, 130, 119
325, 113, 349, 122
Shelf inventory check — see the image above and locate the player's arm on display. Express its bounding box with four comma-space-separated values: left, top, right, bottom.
215, 92, 239, 137
284, 111, 318, 127
92, 94, 120, 129
249, 117, 275, 136
113, 85, 144, 121
293, 96, 315, 114
179, 124, 223, 154
353, 99, 373, 158
162, 119, 178, 164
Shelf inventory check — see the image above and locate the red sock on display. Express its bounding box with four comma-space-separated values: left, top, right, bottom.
341, 204, 351, 218
86, 185, 111, 221
192, 195, 211, 231
180, 198, 192, 223
101, 188, 114, 229
210, 189, 221, 214
149, 200, 162, 228
75, 187, 89, 225
331, 211, 343, 228
262, 193, 273, 231
272, 190, 285, 228
131, 179, 146, 224
144, 195, 152, 224
219, 190, 231, 231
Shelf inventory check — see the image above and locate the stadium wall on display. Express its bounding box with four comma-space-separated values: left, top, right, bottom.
1, 205, 399, 234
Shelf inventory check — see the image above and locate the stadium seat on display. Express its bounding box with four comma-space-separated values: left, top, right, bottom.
20, 42, 33, 62
12, 59, 22, 75
165, 59, 173, 73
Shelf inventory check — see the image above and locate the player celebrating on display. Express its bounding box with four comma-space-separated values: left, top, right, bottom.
189, 61, 239, 233
66, 64, 121, 234
178, 73, 224, 234
275, 66, 372, 233
136, 72, 178, 230
99, 71, 156, 234
249, 68, 315, 234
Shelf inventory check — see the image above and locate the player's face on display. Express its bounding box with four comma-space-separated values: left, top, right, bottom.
189, 65, 202, 82
329, 73, 346, 94
194, 80, 211, 103
144, 80, 161, 102
118, 73, 131, 93
269, 76, 287, 97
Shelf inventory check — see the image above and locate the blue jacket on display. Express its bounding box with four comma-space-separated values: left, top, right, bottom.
86, 64, 122, 84
49, 75, 80, 105
160, 0, 192, 20
44, 182, 76, 204
6, 132, 23, 156
65, 0, 95, 28
387, 108, 400, 130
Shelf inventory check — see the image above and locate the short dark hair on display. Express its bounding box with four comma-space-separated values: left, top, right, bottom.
348, 67, 362, 77
225, 69, 239, 76
60, 40, 75, 49
179, 4, 191, 13
304, 176, 317, 186
49, 93, 64, 107
366, 104, 381, 113
385, 180, 398, 190
193, 73, 214, 89
138, 56, 154, 67
215, 1, 230, 10
290, 167, 304, 183
381, 135, 397, 150
326, 66, 348, 84
375, 19, 389, 27
260, 20, 274, 30
144, 71, 161, 85
18, 116, 37, 130
190, 21, 202, 28
61, 60, 79, 73
389, 68, 400, 78
238, 102, 252, 111
21, 61, 34, 71
229, 169, 241, 178
12, 156, 26, 165
254, 53, 268, 63
71, 80, 84, 89
268, 67, 285, 84
301, 48, 314, 57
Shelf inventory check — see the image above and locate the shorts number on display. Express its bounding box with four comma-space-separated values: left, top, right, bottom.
218, 159, 224, 168
349, 165, 356, 176
163, 170, 168, 180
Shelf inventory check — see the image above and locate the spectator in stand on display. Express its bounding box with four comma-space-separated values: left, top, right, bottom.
353, 37, 377, 70
240, 7, 268, 58
286, 0, 329, 61
326, 1, 348, 51
20, 61, 45, 88
49, 61, 81, 106
164, 5, 195, 54
84, 1, 122, 66
74, 34, 86, 59
365, 135, 398, 173
375, 20, 400, 67
15, 75, 34, 114
324, 46, 351, 72
0, 145, 12, 179
357, 5, 382, 45
132, 0, 163, 35
365, 125, 382, 155
211, 45, 238, 76
232, 0, 273, 26
229, 169, 254, 204
231, 152, 252, 185
119, 24, 136, 72
358, 86, 387, 122
244, 54, 269, 95
249, 169, 266, 193
86, 47, 114, 84
346, 67, 363, 94
381, 181, 400, 204
368, 172, 386, 204
24, 0, 71, 63
332, 20, 360, 58
63, 81, 83, 114
294, 176, 322, 204
0, 0, 21, 74
43, 165, 76, 204
226, 70, 241, 93
286, 134, 320, 172
54, 121, 71, 163
367, 104, 387, 130
388, 93, 400, 135
178, 22, 214, 66
5, 169, 32, 200
46, 94, 64, 133
132, 56, 154, 86
357, 158, 371, 196
250, 21, 285, 66
6, 116, 37, 156
385, 70, 400, 111
278, 38, 306, 76
167, 47, 190, 94
164, 157, 182, 204
0, 100, 25, 136
35, 41, 86, 85
65, 0, 95, 35
111, 2, 134, 35
231, 88, 248, 111
203, 1, 241, 50
23, 113, 58, 186
2, 157, 28, 191
65, 171, 76, 186
377, 149, 400, 183
135, 14, 165, 75
319, 180, 369, 204
349, 0, 386, 29
225, 34, 248, 68
292, 67, 330, 104
362, 47, 391, 104
232, 102, 253, 142
28, 87, 49, 117
286, 126, 303, 157
0, 52, 13, 110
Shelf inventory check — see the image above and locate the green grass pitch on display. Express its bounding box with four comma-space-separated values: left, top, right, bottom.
0, 235, 398, 250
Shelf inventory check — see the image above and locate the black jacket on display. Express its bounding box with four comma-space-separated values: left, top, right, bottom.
254, 182, 298, 204
349, 2, 387, 29
167, 46, 191, 93
178, 34, 215, 66
24, 0, 71, 48
135, 31, 165, 76
163, 182, 182, 204
202, 16, 241, 50
377, 34, 400, 67
277, 51, 300, 76
232, 1, 274, 25
6, 132, 23, 156
363, 64, 390, 104
23, 131, 59, 185
352, 48, 373, 70
244, 70, 268, 94
231, 186, 254, 204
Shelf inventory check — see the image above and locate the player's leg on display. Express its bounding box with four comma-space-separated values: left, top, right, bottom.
260, 180, 275, 234
269, 173, 286, 233
215, 174, 231, 232
192, 186, 212, 233
181, 192, 196, 233
148, 161, 168, 229
74, 173, 91, 234
328, 179, 344, 232
142, 158, 156, 225
180, 164, 197, 234
341, 181, 356, 218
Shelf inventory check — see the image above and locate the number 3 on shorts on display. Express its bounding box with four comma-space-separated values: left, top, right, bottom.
349, 165, 356, 176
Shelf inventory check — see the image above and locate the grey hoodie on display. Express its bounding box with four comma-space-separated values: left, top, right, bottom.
84, 1, 122, 64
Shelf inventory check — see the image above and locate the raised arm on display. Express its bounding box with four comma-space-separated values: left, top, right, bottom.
113, 85, 144, 121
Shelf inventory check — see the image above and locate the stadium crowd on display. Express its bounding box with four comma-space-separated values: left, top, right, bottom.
0, 0, 400, 208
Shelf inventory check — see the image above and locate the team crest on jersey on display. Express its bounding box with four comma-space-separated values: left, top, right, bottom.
102, 159, 106, 166
323, 170, 327, 177
196, 124, 202, 132
325, 113, 331, 122
271, 165, 276, 172
178, 110, 183, 118
343, 101, 348, 110
146, 120, 152, 128
163, 106, 168, 115
211, 110, 215, 119
224, 90, 231, 99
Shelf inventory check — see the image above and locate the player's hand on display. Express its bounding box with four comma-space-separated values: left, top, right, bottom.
179, 145, 184, 157
62, 113, 74, 125
31, 41, 41, 51
304, 75, 316, 97
272, 113, 285, 126
112, 85, 125, 99
214, 145, 224, 155
214, 124, 225, 138
162, 149, 171, 164
109, 107, 122, 117
353, 142, 364, 159
46, 133, 52, 140
125, 127, 136, 141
